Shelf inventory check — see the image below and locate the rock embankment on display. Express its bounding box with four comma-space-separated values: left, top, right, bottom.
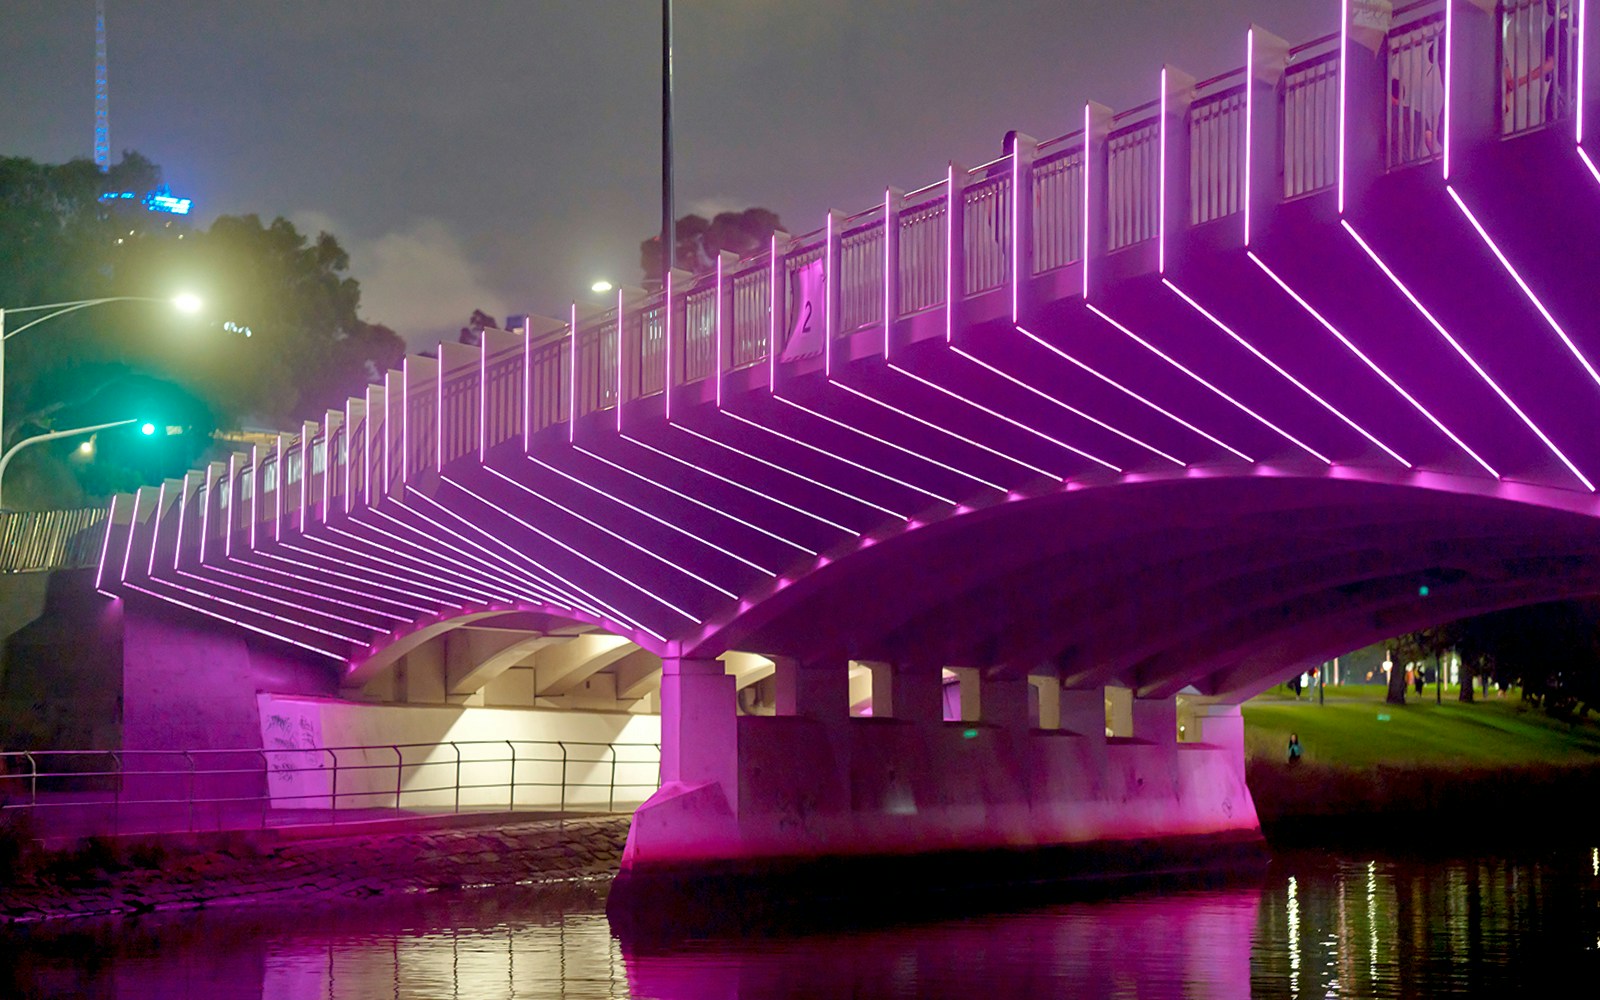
0, 815, 630, 924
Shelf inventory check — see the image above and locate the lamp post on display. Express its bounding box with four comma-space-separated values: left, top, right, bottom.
0, 417, 140, 508
0, 293, 201, 455
662, 0, 675, 283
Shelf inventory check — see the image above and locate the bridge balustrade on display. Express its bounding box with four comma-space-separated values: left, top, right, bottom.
1502, 0, 1580, 135
896, 183, 948, 316
729, 258, 772, 370
1106, 100, 1162, 251
1030, 133, 1087, 270
963, 163, 1013, 295
1387, 1, 1449, 169
1189, 68, 1248, 225
1285, 33, 1341, 199
839, 206, 887, 333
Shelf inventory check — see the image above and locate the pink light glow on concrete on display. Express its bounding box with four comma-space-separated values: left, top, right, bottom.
301, 432, 311, 533
622, 431, 857, 534
1082, 103, 1093, 298
951, 345, 1186, 467
772, 394, 1006, 492
825, 210, 836, 375
946, 163, 957, 341
234, 553, 435, 616
668, 421, 905, 521
885, 188, 896, 352
1445, 186, 1600, 392
375, 500, 593, 613
251, 446, 260, 551
167, 570, 369, 643
1086, 305, 1331, 464
1244, 28, 1254, 246
769, 233, 780, 386
1580, 0, 1590, 143
719, 409, 958, 505
124, 581, 344, 661
274, 436, 284, 544
200, 466, 214, 564
1580, 145, 1600, 184
321, 428, 333, 523
212, 557, 413, 622
94, 497, 115, 590
483, 464, 741, 600
1247, 251, 1499, 478
1015, 324, 1252, 461
147, 481, 166, 577
1342, 219, 1595, 491
618, 287, 627, 430
715, 258, 726, 407
402, 486, 637, 621
179, 566, 389, 638
437, 478, 679, 634
827, 377, 1055, 480
665, 272, 675, 419
1011, 137, 1022, 321
322, 522, 524, 607
887, 363, 1117, 475
1443, 0, 1455, 179
573, 444, 817, 557
121, 486, 142, 583
174, 474, 189, 571
525, 453, 778, 576
1337, 0, 1349, 214
289, 536, 497, 606
568, 302, 578, 441
1159, 67, 1168, 274
1162, 279, 1410, 467
227, 454, 238, 557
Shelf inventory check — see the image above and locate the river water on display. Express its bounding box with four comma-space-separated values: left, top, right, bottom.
5, 846, 1598, 998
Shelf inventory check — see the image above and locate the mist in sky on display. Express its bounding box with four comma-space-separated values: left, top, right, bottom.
1, 1, 1337, 349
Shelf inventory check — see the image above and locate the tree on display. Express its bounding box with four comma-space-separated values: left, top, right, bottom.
639, 207, 785, 280
0, 152, 404, 507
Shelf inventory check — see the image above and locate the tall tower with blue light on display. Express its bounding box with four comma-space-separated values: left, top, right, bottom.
94, 0, 110, 168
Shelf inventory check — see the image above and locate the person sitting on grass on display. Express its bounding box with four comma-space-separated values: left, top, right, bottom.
1287, 732, 1303, 765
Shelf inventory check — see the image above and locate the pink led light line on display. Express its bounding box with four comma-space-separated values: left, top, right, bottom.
573, 444, 817, 557
123, 581, 344, 661
1341, 220, 1594, 492
401, 487, 639, 623
717, 409, 959, 506
525, 453, 778, 576
1161, 279, 1411, 467
483, 465, 741, 600
207, 556, 415, 622
1247, 252, 1499, 478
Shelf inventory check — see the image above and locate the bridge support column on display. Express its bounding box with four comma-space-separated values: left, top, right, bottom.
875, 660, 943, 722
1131, 695, 1178, 745
658, 657, 736, 791
979, 671, 1030, 731
773, 656, 848, 720
1189, 701, 1245, 750
1059, 686, 1106, 737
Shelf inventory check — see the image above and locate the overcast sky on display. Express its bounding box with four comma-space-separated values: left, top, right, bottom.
2, 1, 1336, 350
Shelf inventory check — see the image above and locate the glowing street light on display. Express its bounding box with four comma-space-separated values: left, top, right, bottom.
0, 293, 202, 501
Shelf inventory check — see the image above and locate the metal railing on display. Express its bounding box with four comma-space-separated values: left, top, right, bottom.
1502, 0, 1580, 136
0, 507, 107, 573
0, 738, 662, 839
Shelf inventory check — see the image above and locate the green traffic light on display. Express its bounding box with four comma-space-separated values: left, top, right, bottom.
1418, 584, 1430, 597
140, 422, 156, 436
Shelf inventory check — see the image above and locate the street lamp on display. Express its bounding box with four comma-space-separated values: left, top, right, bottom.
0, 293, 202, 460
0, 417, 140, 508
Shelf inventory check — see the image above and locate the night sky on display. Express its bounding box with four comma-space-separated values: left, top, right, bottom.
3, 1, 1334, 350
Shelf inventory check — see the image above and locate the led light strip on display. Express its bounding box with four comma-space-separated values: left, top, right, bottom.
667, 422, 906, 520
1014, 324, 1252, 461
574, 444, 817, 556
1343, 220, 1593, 491
483, 465, 741, 600
233, 553, 437, 616
770, 394, 1006, 492
826, 377, 1055, 481
438, 478, 681, 636
404, 486, 645, 625
1086, 304, 1331, 464
175, 567, 386, 638
1248, 251, 1499, 478
719, 409, 958, 505
163, 570, 370, 643
1162, 279, 1410, 467
949, 345, 1185, 467
621, 432, 857, 534
289, 536, 503, 606
324, 522, 528, 607
887, 363, 1117, 475
1445, 186, 1600, 391
525, 454, 777, 575
124, 581, 345, 662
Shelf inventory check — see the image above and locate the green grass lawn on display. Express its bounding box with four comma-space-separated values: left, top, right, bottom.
1241, 684, 1600, 769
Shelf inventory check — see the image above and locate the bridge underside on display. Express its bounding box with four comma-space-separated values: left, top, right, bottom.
94, 2, 1600, 879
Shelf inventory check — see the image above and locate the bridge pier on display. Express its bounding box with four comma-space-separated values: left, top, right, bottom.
618, 655, 1263, 891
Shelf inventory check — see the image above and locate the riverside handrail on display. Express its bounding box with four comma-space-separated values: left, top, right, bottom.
0, 738, 663, 839
0, 507, 106, 572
